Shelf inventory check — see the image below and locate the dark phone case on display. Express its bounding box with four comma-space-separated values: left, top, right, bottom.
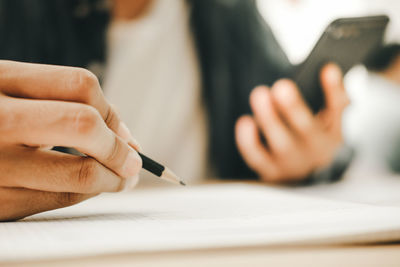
293, 15, 389, 113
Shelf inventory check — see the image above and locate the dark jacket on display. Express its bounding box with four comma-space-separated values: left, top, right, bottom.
0, 0, 294, 179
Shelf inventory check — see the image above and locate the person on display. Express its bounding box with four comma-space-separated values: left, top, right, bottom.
0, 0, 349, 221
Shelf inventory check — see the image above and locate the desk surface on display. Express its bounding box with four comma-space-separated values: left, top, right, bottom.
5, 243, 400, 267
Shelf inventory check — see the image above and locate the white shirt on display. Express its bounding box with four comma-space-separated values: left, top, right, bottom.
344, 66, 400, 169
102, 0, 209, 185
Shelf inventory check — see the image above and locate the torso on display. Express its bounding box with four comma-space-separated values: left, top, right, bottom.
102, 0, 209, 185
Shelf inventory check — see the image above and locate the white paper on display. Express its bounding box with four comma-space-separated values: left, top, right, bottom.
1, 184, 400, 262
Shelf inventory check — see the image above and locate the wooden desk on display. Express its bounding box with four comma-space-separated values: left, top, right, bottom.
5, 243, 400, 267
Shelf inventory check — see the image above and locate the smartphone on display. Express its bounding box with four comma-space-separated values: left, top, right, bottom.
293, 15, 389, 113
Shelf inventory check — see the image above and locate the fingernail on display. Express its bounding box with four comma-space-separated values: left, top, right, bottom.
122, 151, 142, 178
118, 122, 142, 151
122, 175, 140, 192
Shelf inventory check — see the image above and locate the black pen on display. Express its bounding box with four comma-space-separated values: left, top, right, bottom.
138, 152, 186, 186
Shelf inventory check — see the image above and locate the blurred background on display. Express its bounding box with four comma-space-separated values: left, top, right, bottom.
258, 0, 400, 175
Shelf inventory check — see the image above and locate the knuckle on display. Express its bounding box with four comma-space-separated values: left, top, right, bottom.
69, 68, 99, 103
105, 136, 121, 164
104, 106, 120, 131
73, 106, 100, 136
77, 158, 98, 192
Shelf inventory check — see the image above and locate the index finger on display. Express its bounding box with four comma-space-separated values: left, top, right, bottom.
0, 60, 139, 148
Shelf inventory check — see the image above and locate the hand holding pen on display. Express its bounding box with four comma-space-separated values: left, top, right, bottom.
0, 61, 183, 222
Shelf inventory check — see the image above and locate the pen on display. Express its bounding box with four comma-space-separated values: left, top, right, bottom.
138, 152, 186, 186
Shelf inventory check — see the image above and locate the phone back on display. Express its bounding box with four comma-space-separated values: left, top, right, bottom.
293, 15, 389, 113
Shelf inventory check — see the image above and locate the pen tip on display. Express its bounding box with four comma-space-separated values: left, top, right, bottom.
180, 181, 186, 186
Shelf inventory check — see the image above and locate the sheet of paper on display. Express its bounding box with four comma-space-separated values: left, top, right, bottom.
2, 183, 400, 262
